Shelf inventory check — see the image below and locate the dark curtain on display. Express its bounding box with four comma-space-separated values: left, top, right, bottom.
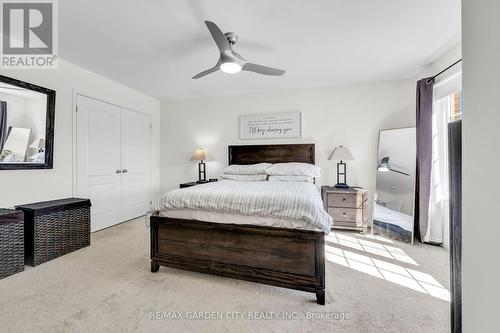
414, 78, 434, 242
0, 101, 7, 152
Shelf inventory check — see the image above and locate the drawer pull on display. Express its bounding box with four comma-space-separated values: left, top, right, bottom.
342, 198, 347, 202
342, 212, 347, 216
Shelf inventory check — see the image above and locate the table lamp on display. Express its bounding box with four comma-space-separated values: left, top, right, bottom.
329, 146, 355, 188
190, 148, 211, 183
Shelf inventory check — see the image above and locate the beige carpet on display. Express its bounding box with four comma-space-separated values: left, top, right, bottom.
0, 218, 450, 333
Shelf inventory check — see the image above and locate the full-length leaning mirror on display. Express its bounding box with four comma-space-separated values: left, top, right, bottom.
373, 127, 416, 243
0, 75, 55, 170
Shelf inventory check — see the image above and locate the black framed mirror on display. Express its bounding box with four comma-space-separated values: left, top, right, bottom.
0, 75, 55, 170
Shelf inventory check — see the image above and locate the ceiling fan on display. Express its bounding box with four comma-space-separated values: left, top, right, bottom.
192, 21, 286, 79
377, 157, 410, 176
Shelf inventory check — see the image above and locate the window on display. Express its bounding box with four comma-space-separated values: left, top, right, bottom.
451, 91, 462, 122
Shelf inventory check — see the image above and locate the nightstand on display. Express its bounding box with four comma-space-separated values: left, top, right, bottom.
179, 179, 218, 188
321, 186, 368, 233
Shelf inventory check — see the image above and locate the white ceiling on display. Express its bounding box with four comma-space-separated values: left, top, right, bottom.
59, 0, 461, 100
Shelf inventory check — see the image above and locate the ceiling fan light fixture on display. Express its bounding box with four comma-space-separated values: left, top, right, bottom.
220, 62, 242, 74
192, 21, 285, 79
377, 165, 390, 172
378, 156, 390, 172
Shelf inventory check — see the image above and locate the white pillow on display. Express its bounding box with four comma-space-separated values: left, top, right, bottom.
265, 162, 320, 177
220, 173, 268, 181
268, 175, 314, 183
222, 163, 271, 175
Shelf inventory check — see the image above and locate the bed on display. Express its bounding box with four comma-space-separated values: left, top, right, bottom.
149, 144, 328, 304
373, 203, 413, 241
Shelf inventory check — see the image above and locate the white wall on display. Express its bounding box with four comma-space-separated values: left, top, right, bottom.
462, 0, 500, 331
0, 59, 161, 208
160, 79, 416, 218
419, 43, 462, 79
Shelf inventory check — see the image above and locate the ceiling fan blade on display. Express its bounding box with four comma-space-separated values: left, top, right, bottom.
389, 168, 410, 176
231, 51, 246, 62
192, 65, 219, 79
204, 21, 231, 54
243, 63, 285, 76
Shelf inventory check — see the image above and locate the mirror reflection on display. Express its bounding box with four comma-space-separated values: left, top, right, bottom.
373, 127, 416, 243
0, 82, 47, 164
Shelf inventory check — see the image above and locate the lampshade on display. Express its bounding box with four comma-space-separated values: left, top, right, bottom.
329, 146, 355, 161
190, 148, 211, 161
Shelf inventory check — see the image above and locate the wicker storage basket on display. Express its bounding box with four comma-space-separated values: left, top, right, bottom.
0, 209, 24, 279
16, 198, 91, 266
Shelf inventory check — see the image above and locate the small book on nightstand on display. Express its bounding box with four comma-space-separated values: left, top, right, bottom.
321, 186, 368, 234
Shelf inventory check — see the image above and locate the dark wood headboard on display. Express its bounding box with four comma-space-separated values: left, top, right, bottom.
228, 144, 315, 165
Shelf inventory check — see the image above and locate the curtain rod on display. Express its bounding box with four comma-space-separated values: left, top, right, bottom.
433, 59, 462, 79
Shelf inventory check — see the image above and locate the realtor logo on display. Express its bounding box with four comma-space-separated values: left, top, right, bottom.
0, 0, 58, 68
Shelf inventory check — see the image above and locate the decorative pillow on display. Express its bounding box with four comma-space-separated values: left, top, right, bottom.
265, 162, 321, 177
222, 163, 271, 175
220, 173, 268, 181
268, 175, 314, 183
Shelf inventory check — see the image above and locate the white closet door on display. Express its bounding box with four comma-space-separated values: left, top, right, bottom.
76, 95, 122, 232
120, 109, 151, 221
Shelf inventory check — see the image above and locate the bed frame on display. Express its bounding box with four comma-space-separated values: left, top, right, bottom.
150, 144, 325, 304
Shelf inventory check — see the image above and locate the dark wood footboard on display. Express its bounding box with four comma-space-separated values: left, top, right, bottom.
150, 214, 326, 304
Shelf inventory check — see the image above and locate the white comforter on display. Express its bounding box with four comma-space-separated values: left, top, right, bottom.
374, 204, 413, 232
151, 180, 332, 233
